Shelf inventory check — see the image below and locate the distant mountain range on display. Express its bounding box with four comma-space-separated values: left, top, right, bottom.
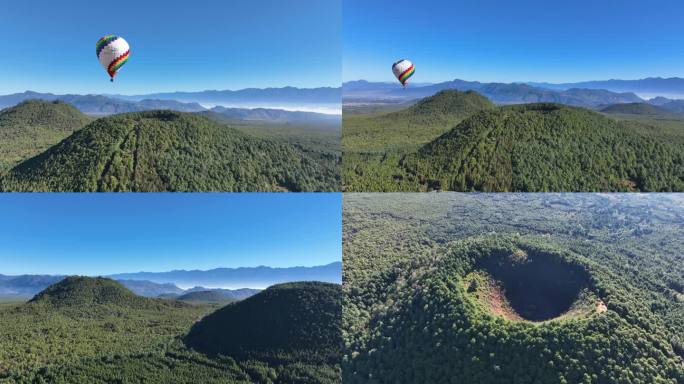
114, 279, 185, 297
0, 262, 340, 299
0, 274, 63, 297
343, 78, 684, 108
528, 77, 684, 98
201, 105, 340, 125
112, 86, 341, 105
110, 261, 342, 289
0, 274, 183, 298
0, 91, 206, 115
647, 98, 684, 113
0, 86, 341, 122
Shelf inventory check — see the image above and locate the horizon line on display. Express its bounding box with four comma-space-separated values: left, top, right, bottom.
0, 260, 342, 278
0, 84, 343, 97
343, 75, 684, 85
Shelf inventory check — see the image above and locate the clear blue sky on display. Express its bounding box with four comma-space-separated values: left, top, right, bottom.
0, 0, 341, 95
0, 193, 341, 276
343, 0, 684, 83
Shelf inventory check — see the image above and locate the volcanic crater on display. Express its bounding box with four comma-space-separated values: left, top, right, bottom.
467, 248, 599, 322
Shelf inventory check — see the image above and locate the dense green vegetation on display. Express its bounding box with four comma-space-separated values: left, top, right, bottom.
227, 119, 340, 178
0, 277, 206, 381
0, 100, 92, 173
605, 112, 684, 142
343, 91, 684, 192
405, 104, 684, 191
176, 290, 238, 304
344, 90, 493, 153
342, 102, 414, 116
600, 102, 677, 116
0, 277, 342, 383
0, 109, 339, 192
29, 276, 171, 310
343, 193, 684, 383
186, 282, 342, 365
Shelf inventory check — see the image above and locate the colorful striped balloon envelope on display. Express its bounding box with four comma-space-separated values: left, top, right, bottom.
96, 35, 130, 82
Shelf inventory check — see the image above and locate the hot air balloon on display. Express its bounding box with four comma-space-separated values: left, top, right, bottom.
96, 35, 130, 82
392, 59, 414, 87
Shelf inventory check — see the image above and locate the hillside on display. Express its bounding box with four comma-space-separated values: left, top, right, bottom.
402, 103, 684, 191
342, 91, 494, 191
0, 110, 339, 191
600, 102, 675, 116
200, 109, 342, 178
0, 277, 340, 383
185, 281, 342, 363
134, 99, 205, 113
343, 194, 684, 383
0, 100, 92, 173
344, 95, 684, 191
184, 287, 260, 300
662, 99, 684, 113
116, 279, 184, 297
176, 290, 238, 303
344, 90, 494, 153
0, 277, 209, 380
0, 275, 191, 299
27, 276, 173, 311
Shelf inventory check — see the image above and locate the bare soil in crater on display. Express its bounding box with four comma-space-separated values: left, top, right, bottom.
465, 248, 605, 322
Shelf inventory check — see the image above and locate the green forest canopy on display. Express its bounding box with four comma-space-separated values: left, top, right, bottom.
343, 91, 684, 192
0, 277, 342, 383
343, 193, 684, 383
0, 100, 93, 173
0, 102, 339, 192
